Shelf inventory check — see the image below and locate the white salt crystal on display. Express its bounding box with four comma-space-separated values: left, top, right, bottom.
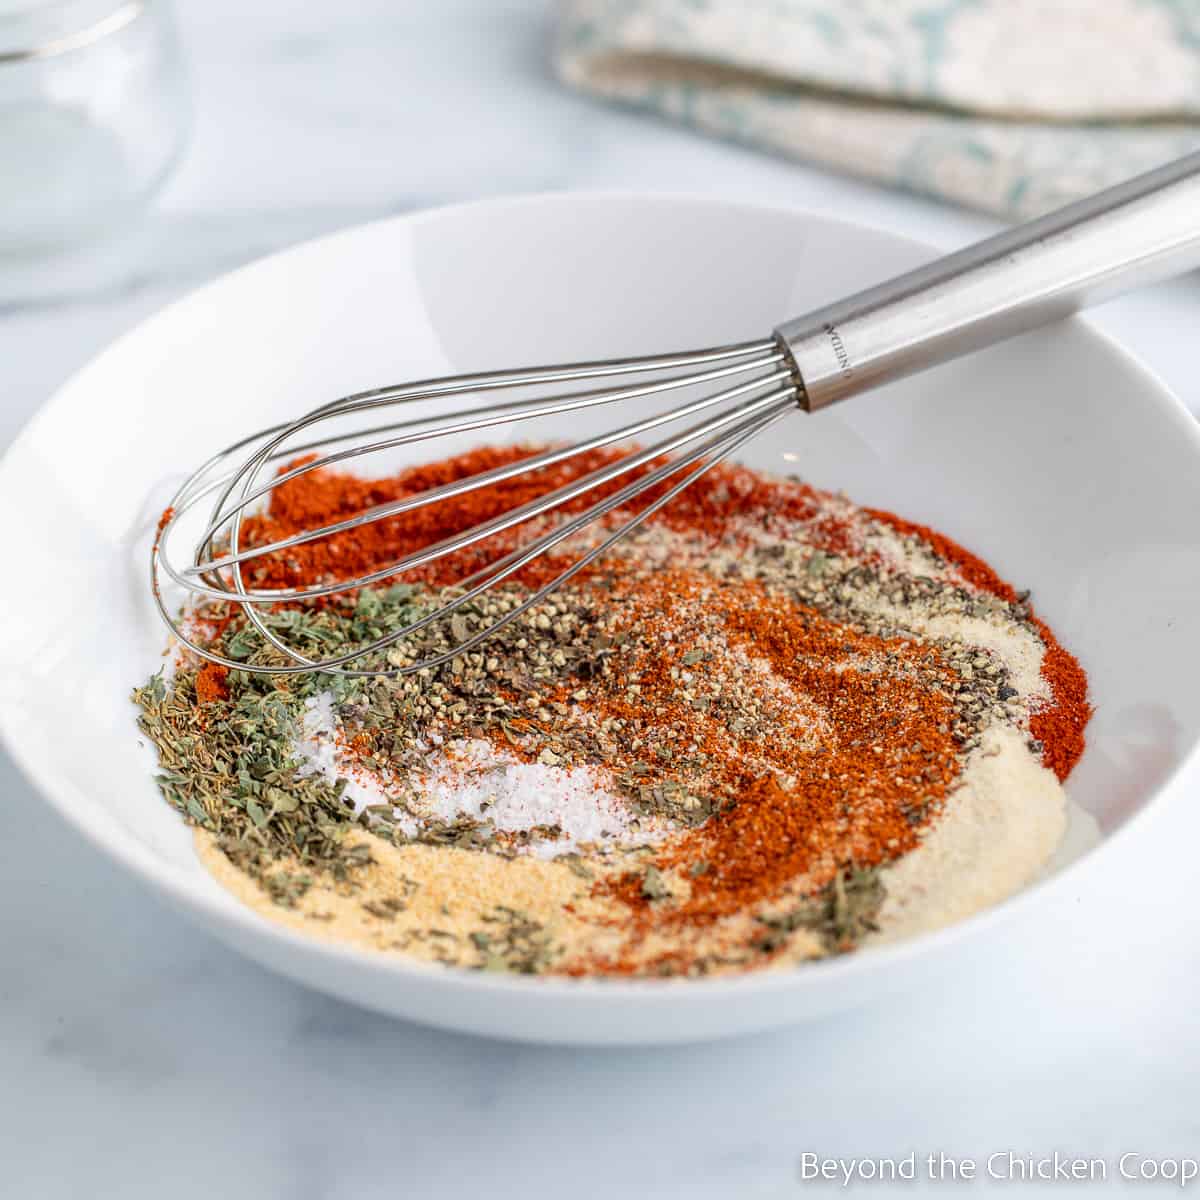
294, 692, 388, 816
415, 739, 642, 857
292, 692, 652, 857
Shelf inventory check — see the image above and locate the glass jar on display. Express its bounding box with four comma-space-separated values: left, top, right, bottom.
0, 0, 188, 255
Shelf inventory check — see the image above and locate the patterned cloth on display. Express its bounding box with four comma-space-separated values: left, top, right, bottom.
555, 0, 1200, 218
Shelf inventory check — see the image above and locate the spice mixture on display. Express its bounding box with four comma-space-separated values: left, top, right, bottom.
135, 445, 1091, 978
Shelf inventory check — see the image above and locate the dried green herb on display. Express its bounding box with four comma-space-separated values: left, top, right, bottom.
559, 853, 594, 881
641, 864, 671, 902
469, 906, 559, 974
754, 866, 885, 955
132, 661, 370, 904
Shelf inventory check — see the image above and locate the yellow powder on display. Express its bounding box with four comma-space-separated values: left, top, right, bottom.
195, 728, 1071, 974
196, 828, 612, 968
867, 725, 1067, 945
195, 829, 827, 975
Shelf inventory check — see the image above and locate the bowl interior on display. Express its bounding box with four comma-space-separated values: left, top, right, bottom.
3, 194, 1199, 1040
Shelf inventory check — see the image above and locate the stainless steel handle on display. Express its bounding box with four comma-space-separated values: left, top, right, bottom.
776, 153, 1200, 412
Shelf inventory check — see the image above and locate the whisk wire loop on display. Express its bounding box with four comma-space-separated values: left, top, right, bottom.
190, 351, 785, 559
224, 384, 798, 668
152, 338, 801, 675
196, 339, 779, 553
153, 393, 794, 676
185, 362, 793, 582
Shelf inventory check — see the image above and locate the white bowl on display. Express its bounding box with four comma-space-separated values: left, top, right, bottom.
3, 194, 1199, 1045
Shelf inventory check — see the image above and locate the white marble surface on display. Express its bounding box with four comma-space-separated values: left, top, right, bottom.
3, 2, 1200, 1196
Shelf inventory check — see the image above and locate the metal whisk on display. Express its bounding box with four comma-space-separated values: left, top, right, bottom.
155, 153, 1200, 676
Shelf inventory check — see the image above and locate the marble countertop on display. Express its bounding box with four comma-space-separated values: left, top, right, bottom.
3, 2, 1200, 1196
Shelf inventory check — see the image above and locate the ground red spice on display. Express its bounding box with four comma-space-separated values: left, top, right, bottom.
1027, 630, 1090, 781
236, 446, 832, 594
195, 662, 230, 704
559, 575, 963, 976
867, 507, 1091, 781
200, 445, 1095, 974
237, 449, 1090, 780
238, 445, 641, 593
240, 448, 1090, 782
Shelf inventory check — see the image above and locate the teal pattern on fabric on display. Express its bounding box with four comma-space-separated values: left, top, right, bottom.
555, 0, 1200, 217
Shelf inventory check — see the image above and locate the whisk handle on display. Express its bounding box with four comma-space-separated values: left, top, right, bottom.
776, 152, 1200, 412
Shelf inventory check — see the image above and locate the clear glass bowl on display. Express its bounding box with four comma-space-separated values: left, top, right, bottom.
0, 0, 188, 256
